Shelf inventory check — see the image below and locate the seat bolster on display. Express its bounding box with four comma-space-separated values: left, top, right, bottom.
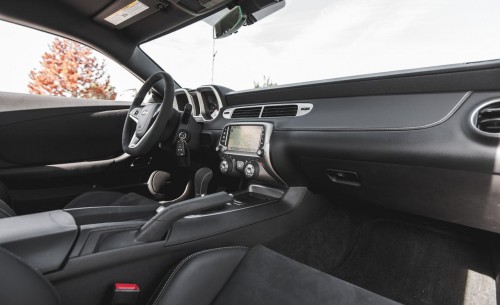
0, 247, 60, 305
213, 245, 401, 305
64, 191, 124, 209
152, 247, 248, 305
64, 191, 158, 209
0, 199, 16, 218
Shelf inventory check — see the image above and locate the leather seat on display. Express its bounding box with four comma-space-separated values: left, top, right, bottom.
0, 199, 15, 219
0, 244, 400, 305
0, 190, 158, 219
152, 245, 400, 305
64, 191, 159, 209
0, 182, 15, 219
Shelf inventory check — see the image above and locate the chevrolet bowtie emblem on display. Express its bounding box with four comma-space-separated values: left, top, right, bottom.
142, 110, 148, 115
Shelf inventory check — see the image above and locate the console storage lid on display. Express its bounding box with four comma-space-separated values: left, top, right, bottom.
0, 210, 77, 273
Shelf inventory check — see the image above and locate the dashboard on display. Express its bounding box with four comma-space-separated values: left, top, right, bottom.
169, 79, 500, 236
164, 60, 500, 238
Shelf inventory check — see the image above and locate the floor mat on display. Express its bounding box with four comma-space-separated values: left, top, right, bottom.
267, 207, 497, 305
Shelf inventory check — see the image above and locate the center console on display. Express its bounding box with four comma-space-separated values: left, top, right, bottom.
216, 122, 286, 187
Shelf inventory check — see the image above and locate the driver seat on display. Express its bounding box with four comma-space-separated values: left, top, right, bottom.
0, 186, 158, 219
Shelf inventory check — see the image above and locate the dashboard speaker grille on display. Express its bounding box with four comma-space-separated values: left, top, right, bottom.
476, 102, 500, 133
231, 107, 262, 118
261, 105, 298, 117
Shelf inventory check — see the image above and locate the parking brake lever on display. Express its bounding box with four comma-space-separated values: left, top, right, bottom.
135, 192, 232, 243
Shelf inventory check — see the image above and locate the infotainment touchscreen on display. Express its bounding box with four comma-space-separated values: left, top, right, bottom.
227, 125, 263, 153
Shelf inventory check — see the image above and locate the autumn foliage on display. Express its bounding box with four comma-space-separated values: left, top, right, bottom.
28, 38, 117, 100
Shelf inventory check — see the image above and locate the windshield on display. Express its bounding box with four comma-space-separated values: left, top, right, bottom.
141, 0, 500, 91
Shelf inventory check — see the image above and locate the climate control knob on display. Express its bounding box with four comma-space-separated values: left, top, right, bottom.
220, 160, 230, 174
244, 162, 259, 179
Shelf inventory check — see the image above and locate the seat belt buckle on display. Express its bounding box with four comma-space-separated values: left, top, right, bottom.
111, 283, 140, 305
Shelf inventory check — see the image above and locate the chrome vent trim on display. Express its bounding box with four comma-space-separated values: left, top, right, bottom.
471, 98, 500, 137
174, 89, 194, 111
223, 103, 313, 119
196, 85, 223, 121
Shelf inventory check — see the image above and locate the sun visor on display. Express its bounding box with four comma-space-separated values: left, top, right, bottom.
95, 0, 229, 29
94, 0, 169, 29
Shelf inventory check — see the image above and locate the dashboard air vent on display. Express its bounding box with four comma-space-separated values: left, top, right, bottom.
231, 107, 262, 118
261, 105, 298, 117
475, 101, 500, 134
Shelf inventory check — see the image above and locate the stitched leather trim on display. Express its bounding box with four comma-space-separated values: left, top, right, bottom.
150, 246, 247, 305
0, 207, 13, 217
272, 91, 473, 132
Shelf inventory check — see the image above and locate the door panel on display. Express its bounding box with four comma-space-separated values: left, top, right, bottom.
0, 92, 160, 214
0, 92, 131, 166
0, 109, 127, 165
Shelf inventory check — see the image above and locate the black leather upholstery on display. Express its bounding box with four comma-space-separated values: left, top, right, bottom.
0, 247, 60, 305
0, 190, 158, 219
64, 191, 158, 209
152, 246, 400, 305
0, 181, 12, 206
0, 182, 15, 219
150, 247, 247, 305
0, 199, 15, 219
0, 244, 399, 305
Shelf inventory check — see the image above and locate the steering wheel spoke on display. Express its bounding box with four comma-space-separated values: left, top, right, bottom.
128, 133, 141, 149
153, 107, 161, 118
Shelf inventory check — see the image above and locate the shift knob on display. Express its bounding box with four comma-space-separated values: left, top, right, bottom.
194, 167, 213, 197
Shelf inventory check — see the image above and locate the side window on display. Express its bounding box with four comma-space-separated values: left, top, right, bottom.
0, 20, 142, 101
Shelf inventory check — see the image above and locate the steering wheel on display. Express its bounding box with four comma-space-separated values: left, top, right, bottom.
122, 72, 175, 156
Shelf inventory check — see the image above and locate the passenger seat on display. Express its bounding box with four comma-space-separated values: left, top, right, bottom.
0, 245, 399, 305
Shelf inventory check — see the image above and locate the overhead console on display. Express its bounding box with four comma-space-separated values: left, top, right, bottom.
216, 122, 285, 187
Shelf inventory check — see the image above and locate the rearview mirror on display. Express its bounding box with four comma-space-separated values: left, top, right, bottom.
213, 6, 246, 39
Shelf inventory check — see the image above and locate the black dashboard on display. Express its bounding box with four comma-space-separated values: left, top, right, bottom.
176, 79, 500, 237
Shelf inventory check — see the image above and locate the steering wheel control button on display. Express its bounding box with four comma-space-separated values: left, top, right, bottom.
134, 103, 160, 138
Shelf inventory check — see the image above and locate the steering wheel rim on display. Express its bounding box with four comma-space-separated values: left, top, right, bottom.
122, 71, 175, 156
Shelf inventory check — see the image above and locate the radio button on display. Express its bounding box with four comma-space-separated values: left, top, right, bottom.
236, 161, 245, 171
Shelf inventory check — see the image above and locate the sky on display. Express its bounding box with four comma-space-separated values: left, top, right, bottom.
1, 0, 500, 94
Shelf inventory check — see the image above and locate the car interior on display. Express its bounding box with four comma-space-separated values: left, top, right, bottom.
1, 0, 500, 304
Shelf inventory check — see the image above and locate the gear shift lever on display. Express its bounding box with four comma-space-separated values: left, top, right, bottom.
194, 167, 213, 197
